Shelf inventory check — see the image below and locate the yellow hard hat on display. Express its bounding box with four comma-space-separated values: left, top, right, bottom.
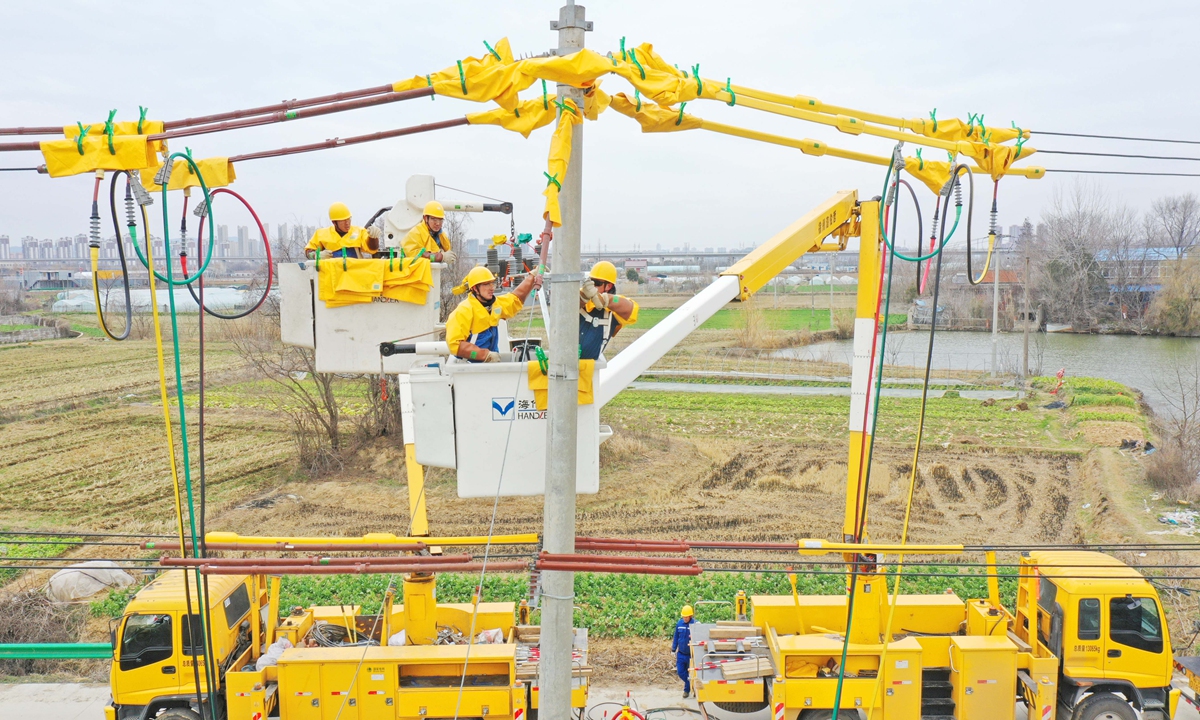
590, 260, 618, 285
464, 266, 496, 288
328, 202, 351, 222
681, 605, 694, 618
423, 200, 445, 219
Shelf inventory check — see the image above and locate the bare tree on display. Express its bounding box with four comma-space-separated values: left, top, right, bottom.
1147, 193, 1200, 258
1033, 183, 1117, 329
438, 212, 474, 321
1148, 258, 1200, 336
1147, 353, 1200, 498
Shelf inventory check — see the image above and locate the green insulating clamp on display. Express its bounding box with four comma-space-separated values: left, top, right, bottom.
544, 172, 561, 190
145, 542, 156, 549
929, 108, 937, 134
692, 64, 703, 95
629, 48, 645, 80
553, 97, 577, 115
517, 232, 532, 244
514, 107, 520, 118
484, 39, 501, 61
343, 255, 348, 271
607, 51, 617, 67
535, 345, 548, 375
389, 247, 395, 271
75, 123, 91, 155
724, 78, 736, 106
620, 36, 626, 61
285, 110, 297, 120
104, 109, 117, 155
319, 558, 330, 565
457, 60, 467, 95
138, 105, 148, 134
542, 79, 549, 110
916, 148, 924, 170
634, 89, 641, 112
676, 102, 687, 126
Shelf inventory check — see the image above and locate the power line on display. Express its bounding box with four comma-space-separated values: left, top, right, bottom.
1045, 169, 1200, 177
1033, 130, 1200, 146
1039, 149, 1200, 162
0, 166, 38, 171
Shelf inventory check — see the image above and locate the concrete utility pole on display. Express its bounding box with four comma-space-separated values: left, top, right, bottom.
990, 248, 1001, 377
542, 3, 590, 719
1022, 251, 1031, 379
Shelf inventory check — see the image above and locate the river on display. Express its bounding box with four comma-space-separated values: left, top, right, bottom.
778, 331, 1200, 416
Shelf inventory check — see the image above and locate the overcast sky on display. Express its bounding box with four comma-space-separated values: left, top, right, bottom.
2, 1, 1198, 251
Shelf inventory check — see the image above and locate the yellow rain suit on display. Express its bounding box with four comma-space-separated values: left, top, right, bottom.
444, 292, 525, 360
305, 225, 374, 258
402, 221, 451, 258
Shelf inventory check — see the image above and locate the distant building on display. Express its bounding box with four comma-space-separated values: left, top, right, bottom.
0, 235, 8, 260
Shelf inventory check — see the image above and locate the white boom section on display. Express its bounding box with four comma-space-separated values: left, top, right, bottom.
596, 275, 740, 408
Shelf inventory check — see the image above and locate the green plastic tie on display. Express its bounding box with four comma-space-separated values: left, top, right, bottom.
285, 109, 298, 120
915, 148, 924, 171
620, 37, 627, 61
691, 64, 703, 96
607, 51, 617, 67
542, 79, 549, 111
457, 60, 467, 95
137, 106, 148, 135
980, 127, 992, 145
535, 345, 548, 375
634, 89, 642, 112
426, 74, 435, 101
75, 123, 91, 155
343, 254, 348, 271
544, 172, 561, 191
629, 48, 646, 80
389, 247, 395, 271
676, 102, 687, 126
514, 107, 520, 118
103, 109, 117, 155
1013, 123, 1027, 159
483, 40, 501, 61
724, 78, 736, 106
184, 146, 195, 174
553, 97, 578, 116
928, 108, 938, 134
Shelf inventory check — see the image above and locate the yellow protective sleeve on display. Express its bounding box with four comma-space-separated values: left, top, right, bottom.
527, 359, 595, 410
542, 100, 583, 226
40, 135, 158, 178
609, 93, 702, 132
392, 38, 533, 111
467, 97, 558, 138
905, 116, 1025, 145
962, 141, 1038, 182
583, 82, 611, 120
140, 157, 235, 192
517, 48, 614, 88
904, 157, 954, 195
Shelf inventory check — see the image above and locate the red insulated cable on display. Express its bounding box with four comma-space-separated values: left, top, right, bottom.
228, 117, 470, 163
192, 187, 273, 319
536, 561, 702, 576
539, 553, 697, 566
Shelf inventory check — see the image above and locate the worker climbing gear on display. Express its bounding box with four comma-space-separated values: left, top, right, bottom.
422, 200, 445, 218
589, 260, 618, 285
328, 201, 351, 221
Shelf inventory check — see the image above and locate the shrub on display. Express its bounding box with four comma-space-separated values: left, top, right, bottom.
1072, 393, 1136, 408
1145, 443, 1200, 500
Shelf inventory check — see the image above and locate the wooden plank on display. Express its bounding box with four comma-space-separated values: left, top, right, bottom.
720, 657, 773, 680
708, 627, 762, 640
715, 621, 755, 627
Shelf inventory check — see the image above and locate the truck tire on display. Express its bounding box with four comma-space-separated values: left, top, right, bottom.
1072, 693, 1136, 720
798, 711, 864, 720
155, 710, 202, 720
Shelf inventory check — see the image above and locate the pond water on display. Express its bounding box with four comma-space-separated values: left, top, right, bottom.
778, 331, 1200, 416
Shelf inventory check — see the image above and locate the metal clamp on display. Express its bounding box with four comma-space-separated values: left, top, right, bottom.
547, 363, 579, 380
549, 272, 585, 284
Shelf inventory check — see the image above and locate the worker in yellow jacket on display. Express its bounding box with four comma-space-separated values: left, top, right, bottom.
304, 202, 379, 259
579, 261, 638, 360
445, 266, 541, 363
402, 200, 457, 264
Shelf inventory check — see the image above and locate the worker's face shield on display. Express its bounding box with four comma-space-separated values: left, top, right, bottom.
426, 215, 445, 232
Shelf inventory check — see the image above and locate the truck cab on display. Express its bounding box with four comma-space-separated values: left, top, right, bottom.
107, 571, 258, 720
1025, 551, 1176, 720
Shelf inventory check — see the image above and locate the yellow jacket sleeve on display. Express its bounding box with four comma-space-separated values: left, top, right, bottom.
401, 224, 450, 257
444, 298, 475, 355
613, 296, 639, 327
495, 293, 525, 320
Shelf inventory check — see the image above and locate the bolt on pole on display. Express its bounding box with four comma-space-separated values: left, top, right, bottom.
541, 3, 591, 720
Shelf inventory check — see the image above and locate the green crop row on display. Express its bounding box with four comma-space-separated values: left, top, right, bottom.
0, 536, 80, 584
1072, 410, 1142, 424
1071, 393, 1136, 408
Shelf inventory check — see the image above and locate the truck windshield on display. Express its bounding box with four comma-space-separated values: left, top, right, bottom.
1109, 597, 1163, 654
119, 614, 174, 670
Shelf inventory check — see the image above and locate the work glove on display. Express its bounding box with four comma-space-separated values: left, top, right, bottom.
483, 350, 501, 363
580, 279, 599, 302
440, 250, 457, 265
595, 293, 612, 310
367, 225, 381, 240
317, 250, 335, 260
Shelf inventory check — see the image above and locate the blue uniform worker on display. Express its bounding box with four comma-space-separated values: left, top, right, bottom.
672, 605, 695, 697
578, 261, 638, 361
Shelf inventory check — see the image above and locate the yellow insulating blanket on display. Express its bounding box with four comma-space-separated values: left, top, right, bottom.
65, 119, 167, 154
141, 157, 236, 192
316, 257, 433, 308
40, 135, 158, 178
526, 359, 596, 409
542, 99, 583, 226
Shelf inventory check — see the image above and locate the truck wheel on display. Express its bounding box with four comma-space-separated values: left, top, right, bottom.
1072, 693, 1136, 720
798, 711, 864, 720
155, 710, 202, 720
